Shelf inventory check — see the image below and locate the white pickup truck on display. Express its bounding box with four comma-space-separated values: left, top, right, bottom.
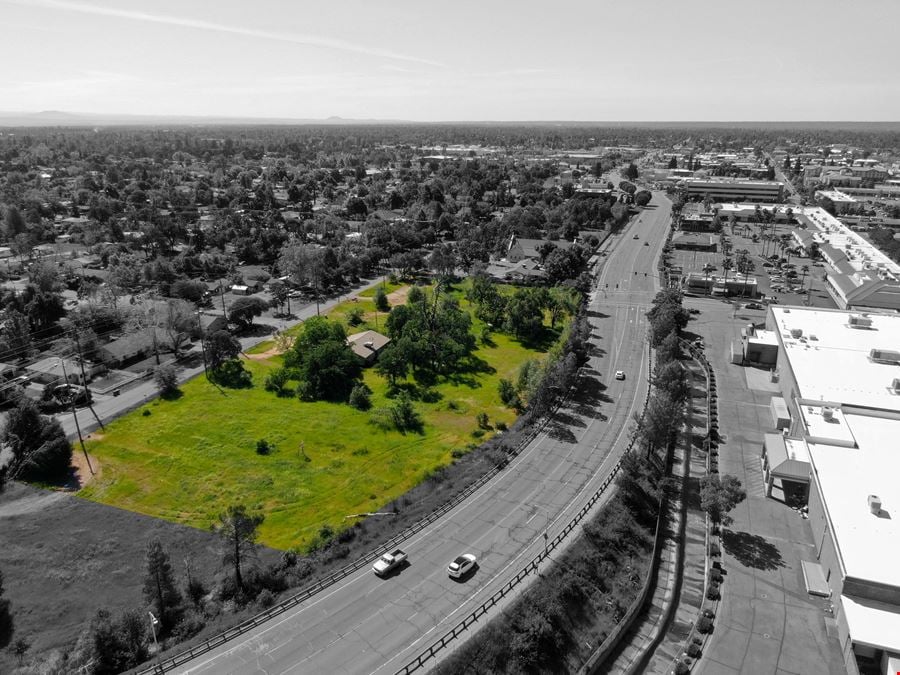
372, 549, 407, 576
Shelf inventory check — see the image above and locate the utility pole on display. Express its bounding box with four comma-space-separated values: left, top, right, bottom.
59, 358, 94, 475
73, 330, 104, 430
197, 309, 208, 379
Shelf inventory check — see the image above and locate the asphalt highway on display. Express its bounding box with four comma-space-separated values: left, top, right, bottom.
172, 192, 673, 675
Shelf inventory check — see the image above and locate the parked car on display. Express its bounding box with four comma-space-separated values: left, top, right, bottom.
448, 553, 477, 579
745, 302, 763, 310
615, 370, 626, 380
633, 235, 639, 239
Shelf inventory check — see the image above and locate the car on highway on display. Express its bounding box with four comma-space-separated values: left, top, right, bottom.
448, 553, 477, 579
632, 235, 639, 239
615, 370, 625, 380
643, 241, 649, 246
373, 549, 407, 576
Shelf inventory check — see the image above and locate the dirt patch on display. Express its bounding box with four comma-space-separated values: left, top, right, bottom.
244, 347, 283, 361
386, 286, 410, 306
70, 448, 101, 488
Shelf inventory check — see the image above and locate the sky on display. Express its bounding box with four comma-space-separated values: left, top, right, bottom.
1, 0, 898, 121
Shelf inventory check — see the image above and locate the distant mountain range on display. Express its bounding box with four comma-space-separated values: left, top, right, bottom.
0, 111, 897, 130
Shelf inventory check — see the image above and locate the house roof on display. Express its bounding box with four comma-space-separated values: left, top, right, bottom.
99, 330, 165, 360
346, 330, 391, 360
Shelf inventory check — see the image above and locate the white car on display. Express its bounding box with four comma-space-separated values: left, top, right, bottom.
615, 371, 626, 380
448, 553, 477, 579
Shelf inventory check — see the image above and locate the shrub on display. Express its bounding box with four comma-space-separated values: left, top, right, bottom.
374, 287, 390, 312
346, 306, 364, 326
142, 409, 151, 417
264, 368, 289, 395
169, 612, 205, 642
154, 364, 179, 396
476, 412, 490, 429
675, 660, 691, 675
496, 421, 508, 432
706, 584, 721, 601
471, 428, 485, 439
256, 589, 276, 609
256, 439, 271, 455
498, 378, 517, 406
349, 383, 372, 410
696, 615, 714, 633
451, 448, 466, 459
687, 642, 702, 658
709, 568, 723, 583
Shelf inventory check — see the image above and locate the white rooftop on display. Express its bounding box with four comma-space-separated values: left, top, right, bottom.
808, 412, 899, 589
816, 189, 857, 203
799, 403, 856, 447
842, 594, 900, 653
770, 306, 900, 412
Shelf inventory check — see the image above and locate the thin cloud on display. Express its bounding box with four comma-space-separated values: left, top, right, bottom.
8, 0, 444, 68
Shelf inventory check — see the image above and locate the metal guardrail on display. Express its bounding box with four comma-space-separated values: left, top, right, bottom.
394, 343, 654, 675
138, 368, 570, 674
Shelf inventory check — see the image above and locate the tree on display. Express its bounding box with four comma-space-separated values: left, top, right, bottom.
428, 243, 457, 280
504, 288, 545, 343
163, 299, 195, 357
142, 540, 182, 630
623, 163, 639, 180
153, 364, 179, 396
375, 343, 409, 387
374, 286, 390, 312
634, 190, 652, 207
283, 316, 361, 401
699, 474, 746, 528
88, 608, 147, 673
618, 180, 637, 195
0, 568, 12, 649
2, 397, 71, 482
3, 206, 26, 240
800, 264, 810, 291
170, 279, 206, 304
213, 505, 264, 592
229, 296, 268, 329
206, 329, 241, 371
544, 245, 588, 284
668, 156, 678, 169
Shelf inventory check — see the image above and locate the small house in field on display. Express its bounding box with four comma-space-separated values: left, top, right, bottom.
346, 330, 391, 366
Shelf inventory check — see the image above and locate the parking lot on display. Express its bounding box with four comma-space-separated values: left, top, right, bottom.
671, 225, 837, 311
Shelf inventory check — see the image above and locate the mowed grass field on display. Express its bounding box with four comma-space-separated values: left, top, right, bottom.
80, 281, 564, 550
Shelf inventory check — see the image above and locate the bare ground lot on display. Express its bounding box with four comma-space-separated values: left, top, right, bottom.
0, 482, 278, 672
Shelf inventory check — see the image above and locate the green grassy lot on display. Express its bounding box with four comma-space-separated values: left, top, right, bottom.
81, 281, 565, 550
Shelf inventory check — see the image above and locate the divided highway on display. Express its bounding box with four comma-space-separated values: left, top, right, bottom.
172, 193, 673, 675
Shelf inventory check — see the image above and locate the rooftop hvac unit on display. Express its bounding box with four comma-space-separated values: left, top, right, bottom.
822, 407, 834, 420
790, 328, 803, 339
848, 314, 873, 328
364, 341, 375, 348
893, 378, 900, 393
869, 349, 900, 365
868, 495, 882, 515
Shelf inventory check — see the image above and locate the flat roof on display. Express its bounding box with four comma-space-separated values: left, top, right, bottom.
808, 412, 900, 589
842, 595, 900, 652
799, 403, 857, 447
749, 329, 779, 346
770, 306, 900, 412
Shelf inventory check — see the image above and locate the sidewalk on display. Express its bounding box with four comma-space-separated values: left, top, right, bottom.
56, 277, 385, 441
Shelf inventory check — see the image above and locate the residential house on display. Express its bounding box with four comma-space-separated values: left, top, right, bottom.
346, 330, 391, 366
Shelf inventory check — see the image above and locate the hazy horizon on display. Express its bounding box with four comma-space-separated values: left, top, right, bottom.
2, 0, 899, 122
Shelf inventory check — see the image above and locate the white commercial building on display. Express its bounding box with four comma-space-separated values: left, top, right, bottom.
764, 306, 900, 674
